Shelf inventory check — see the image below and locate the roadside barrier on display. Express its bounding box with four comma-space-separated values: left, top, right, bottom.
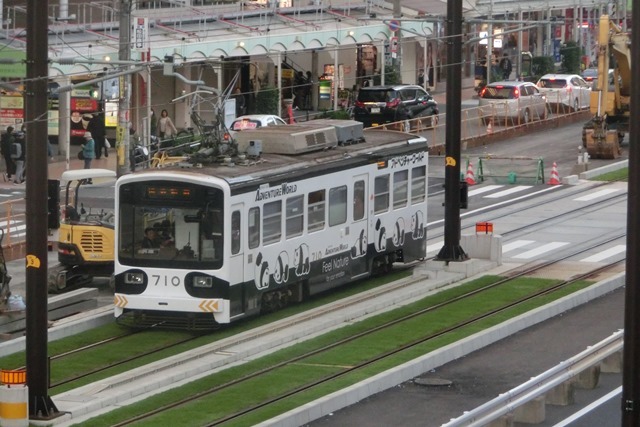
464, 162, 476, 185
0, 201, 24, 249
548, 162, 561, 185
476, 156, 545, 185
364, 103, 588, 149
0, 369, 27, 427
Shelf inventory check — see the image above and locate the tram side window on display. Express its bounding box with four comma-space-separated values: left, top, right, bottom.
118, 205, 135, 256
263, 200, 282, 245
286, 195, 304, 239
231, 210, 241, 254
411, 166, 426, 204
308, 190, 326, 232
248, 207, 260, 249
374, 175, 390, 214
393, 170, 408, 209
353, 180, 365, 221
329, 186, 347, 226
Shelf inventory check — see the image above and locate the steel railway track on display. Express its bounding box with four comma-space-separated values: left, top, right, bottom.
109, 235, 626, 426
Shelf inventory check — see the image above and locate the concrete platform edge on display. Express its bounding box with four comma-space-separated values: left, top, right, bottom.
257, 272, 626, 427
0, 307, 113, 358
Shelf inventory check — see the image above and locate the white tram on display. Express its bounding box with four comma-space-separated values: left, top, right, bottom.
114, 125, 429, 328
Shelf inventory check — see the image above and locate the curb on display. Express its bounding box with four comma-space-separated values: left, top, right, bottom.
563, 159, 628, 184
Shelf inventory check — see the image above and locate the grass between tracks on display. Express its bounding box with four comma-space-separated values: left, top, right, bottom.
53, 275, 592, 427
0, 270, 412, 389
592, 168, 628, 181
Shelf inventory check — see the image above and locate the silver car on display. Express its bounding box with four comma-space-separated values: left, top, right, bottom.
478, 81, 548, 125
536, 74, 591, 112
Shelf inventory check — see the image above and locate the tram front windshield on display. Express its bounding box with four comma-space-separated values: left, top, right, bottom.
118, 181, 224, 269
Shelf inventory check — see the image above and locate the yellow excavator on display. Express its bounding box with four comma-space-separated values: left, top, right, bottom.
48, 169, 116, 293
582, 14, 631, 159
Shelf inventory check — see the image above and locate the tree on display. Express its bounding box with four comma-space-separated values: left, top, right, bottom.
560, 40, 582, 74
254, 86, 279, 115
532, 56, 556, 78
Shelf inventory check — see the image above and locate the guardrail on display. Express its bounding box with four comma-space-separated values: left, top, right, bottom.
0, 200, 26, 249
441, 329, 623, 427
364, 103, 588, 148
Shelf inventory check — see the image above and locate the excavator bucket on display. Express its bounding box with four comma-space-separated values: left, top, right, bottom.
584, 129, 621, 159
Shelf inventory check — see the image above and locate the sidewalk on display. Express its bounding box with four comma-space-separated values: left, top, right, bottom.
430, 77, 478, 105
0, 144, 118, 190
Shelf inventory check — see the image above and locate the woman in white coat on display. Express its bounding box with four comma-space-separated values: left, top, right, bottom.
158, 109, 178, 138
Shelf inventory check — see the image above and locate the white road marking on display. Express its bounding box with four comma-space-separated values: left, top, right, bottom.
512, 241, 569, 259
502, 240, 535, 253
552, 386, 621, 427
468, 185, 503, 196
426, 241, 443, 254
580, 245, 626, 263
484, 185, 532, 198
573, 188, 620, 201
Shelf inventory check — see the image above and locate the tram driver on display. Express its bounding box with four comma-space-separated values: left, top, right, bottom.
141, 227, 160, 249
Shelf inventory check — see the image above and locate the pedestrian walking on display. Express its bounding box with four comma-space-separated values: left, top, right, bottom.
47, 138, 55, 160
233, 88, 246, 117
304, 71, 313, 110
158, 109, 177, 139
1, 126, 16, 181
86, 112, 106, 159
417, 69, 425, 88
150, 108, 158, 137
499, 53, 512, 80
293, 71, 305, 109
12, 131, 25, 184
81, 131, 95, 170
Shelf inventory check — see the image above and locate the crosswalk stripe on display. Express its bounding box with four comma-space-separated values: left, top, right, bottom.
427, 241, 443, 254
484, 185, 532, 198
502, 240, 535, 253
573, 188, 620, 201
580, 245, 626, 263
512, 241, 569, 259
468, 185, 503, 196
0, 220, 24, 228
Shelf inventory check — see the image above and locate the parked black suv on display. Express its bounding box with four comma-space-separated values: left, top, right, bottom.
353, 84, 439, 129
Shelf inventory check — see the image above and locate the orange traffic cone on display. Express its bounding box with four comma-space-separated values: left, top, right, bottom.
486, 119, 493, 135
465, 162, 476, 185
548, 162, 561, 185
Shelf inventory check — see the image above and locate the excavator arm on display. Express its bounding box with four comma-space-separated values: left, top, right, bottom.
584, 15, 631, 159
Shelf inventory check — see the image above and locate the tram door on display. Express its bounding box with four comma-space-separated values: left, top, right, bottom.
351, 175, 368, 278
230, 206, 244, 284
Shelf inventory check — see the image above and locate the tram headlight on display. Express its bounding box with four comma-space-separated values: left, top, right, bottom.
124, 272, 144, 284
193, 276, 213, 288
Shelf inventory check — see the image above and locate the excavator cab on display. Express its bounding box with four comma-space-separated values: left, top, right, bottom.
48, 169, 116, 293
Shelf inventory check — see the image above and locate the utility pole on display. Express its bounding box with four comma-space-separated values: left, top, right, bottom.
117, 0, 132, 177
622, 1, 640, 424
25, 0, 61, 418
435, 0, 467, 262
392, 0, 402, 79
486, 0, 493, 85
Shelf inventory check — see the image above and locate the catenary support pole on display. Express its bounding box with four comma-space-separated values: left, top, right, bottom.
622, 2, 639, 425
117, 0, 132, 177
435, 0, 467, 262
26, 0, 61, 418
